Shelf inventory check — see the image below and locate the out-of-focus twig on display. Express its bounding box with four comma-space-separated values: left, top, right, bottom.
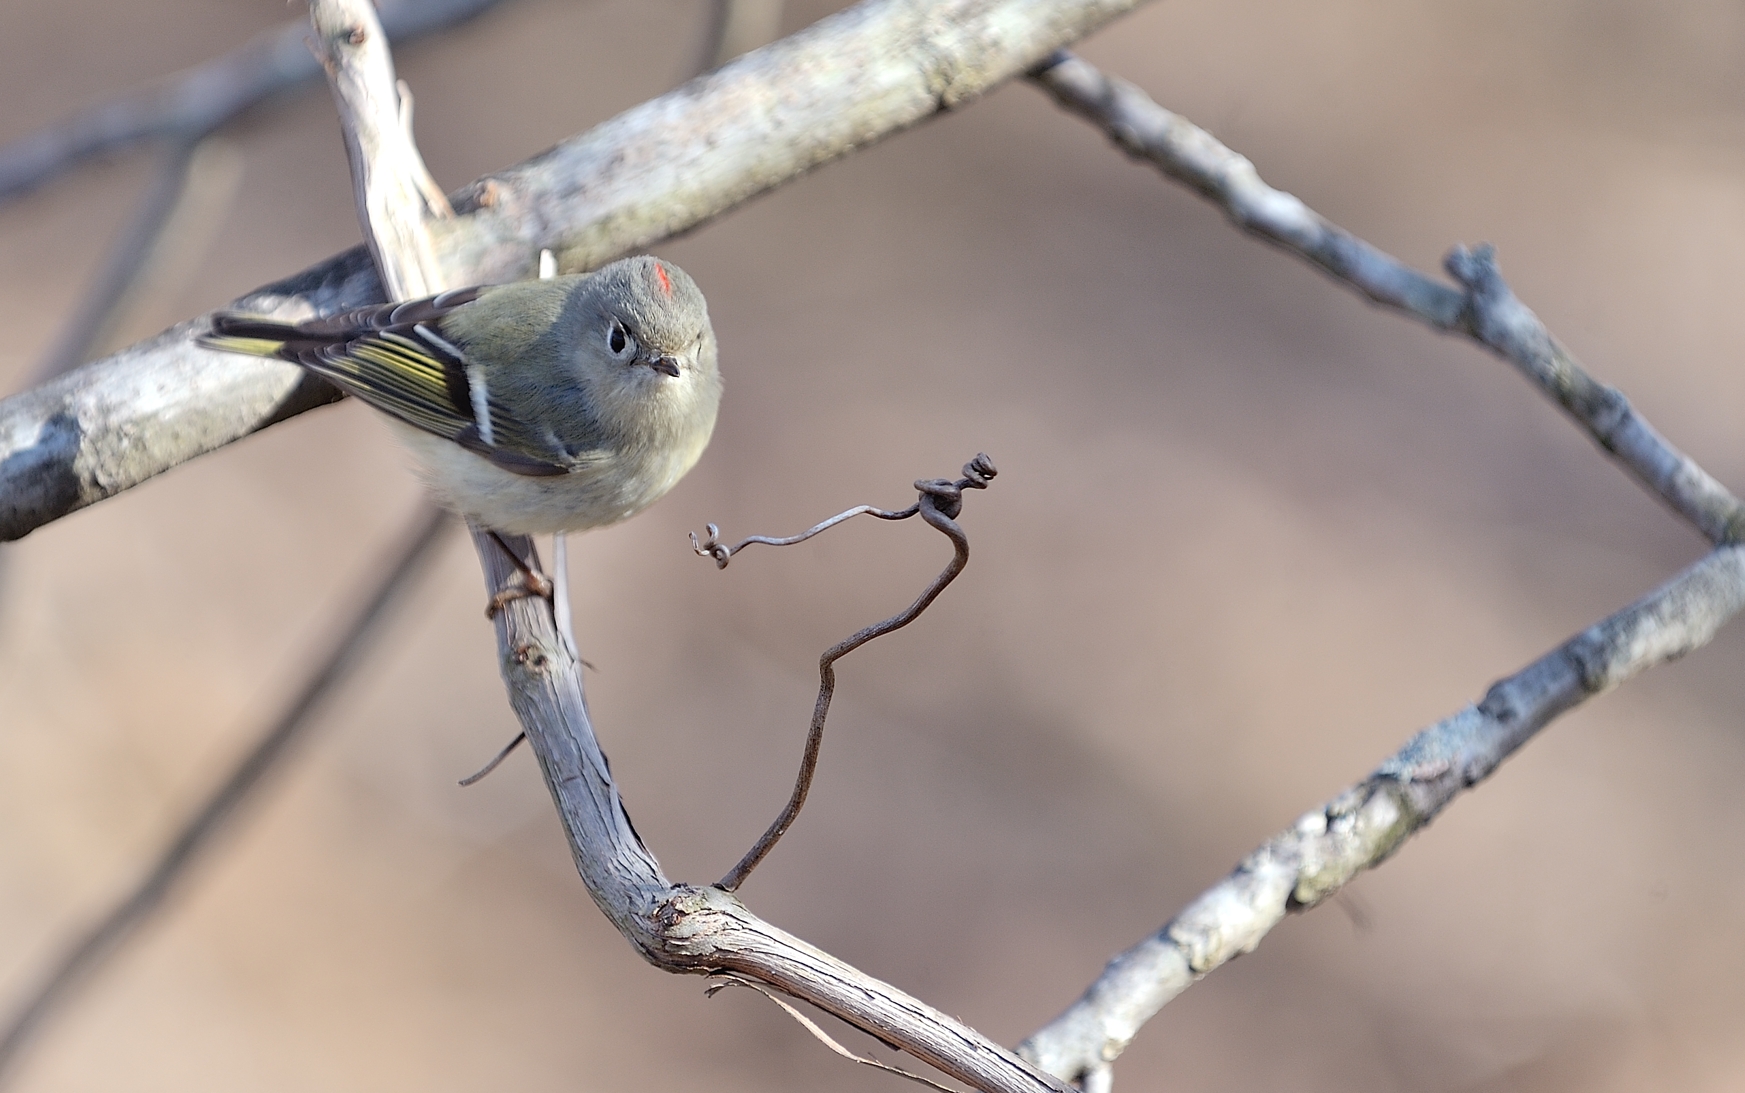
0, 133, 241, 606
0, 503, 450, 1086
0, 0, 509, 207
697, 0, 784, 74
1029, 51, 1745, 546
29, 135, 243, 385
712, 454, 997, 892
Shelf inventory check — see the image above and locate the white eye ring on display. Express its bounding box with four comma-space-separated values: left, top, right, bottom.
606, 319, 636, 359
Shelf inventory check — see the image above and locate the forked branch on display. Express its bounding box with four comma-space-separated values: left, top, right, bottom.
1028, 50, 1745, 545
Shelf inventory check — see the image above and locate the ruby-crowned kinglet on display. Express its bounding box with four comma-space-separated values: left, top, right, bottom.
203, 256, 722, 536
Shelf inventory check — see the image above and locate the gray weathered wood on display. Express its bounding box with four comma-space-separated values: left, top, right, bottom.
1030, 52, 1745, 546
1019, 543, 1745, 1086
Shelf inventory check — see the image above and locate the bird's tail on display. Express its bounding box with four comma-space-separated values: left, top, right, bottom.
199, 313, 303, 361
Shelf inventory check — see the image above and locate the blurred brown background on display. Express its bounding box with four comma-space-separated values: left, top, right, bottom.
3, 1, 1744, 1090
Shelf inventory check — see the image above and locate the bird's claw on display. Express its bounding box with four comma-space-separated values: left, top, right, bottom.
485, 567, 555, 619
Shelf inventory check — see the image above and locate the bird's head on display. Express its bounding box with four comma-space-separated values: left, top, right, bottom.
570, 256, 722, 443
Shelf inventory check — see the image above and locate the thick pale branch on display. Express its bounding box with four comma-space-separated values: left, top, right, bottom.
1029, 52, 1745, 546
0, 0, 1149, 544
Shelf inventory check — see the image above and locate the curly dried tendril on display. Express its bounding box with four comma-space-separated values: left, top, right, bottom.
697, 454, 998, 891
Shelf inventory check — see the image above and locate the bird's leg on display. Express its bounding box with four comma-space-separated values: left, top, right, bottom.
484, 530, 554, 618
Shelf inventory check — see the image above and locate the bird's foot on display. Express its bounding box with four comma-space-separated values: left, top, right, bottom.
484, 570, 554, 619
484, 531, 556, 618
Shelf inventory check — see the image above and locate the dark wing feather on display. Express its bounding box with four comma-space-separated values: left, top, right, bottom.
208, 288, 569, 477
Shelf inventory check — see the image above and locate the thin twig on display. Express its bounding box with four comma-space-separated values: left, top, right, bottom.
696, 0, 785, 74
31, 138, 200, 383
707, 976, 965, 1093
458, 731, 527, 786
0, 0, 509, 206
0, 503, 450, 1086
1028, 50, 1745, 546
690, 504, 920, 569
716, 455, 997, 892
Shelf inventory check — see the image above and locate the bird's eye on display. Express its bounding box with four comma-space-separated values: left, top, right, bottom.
607, 319, 633, 357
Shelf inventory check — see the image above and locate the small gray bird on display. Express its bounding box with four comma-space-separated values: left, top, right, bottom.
203, 256, 722, 540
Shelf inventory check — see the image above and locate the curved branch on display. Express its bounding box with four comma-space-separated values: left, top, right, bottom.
0, 0, 1150, 544
474, 526, 1069, 1093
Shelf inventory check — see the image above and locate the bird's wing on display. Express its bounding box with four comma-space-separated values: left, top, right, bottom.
205, 289, 585, 477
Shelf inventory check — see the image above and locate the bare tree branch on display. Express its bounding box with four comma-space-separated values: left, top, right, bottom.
314, 1, 1067, 1087
1020, 543, 1745, 1086
0, 0, 509, 206
1013, 52, 1745, 1087
1029, 51, 1745, 547
0, 0, 1151, 544
308, 5, 453, 301
0, 503, 450, 1086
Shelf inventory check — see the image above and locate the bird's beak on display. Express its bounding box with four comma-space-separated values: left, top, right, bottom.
642, 352, 681, 377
